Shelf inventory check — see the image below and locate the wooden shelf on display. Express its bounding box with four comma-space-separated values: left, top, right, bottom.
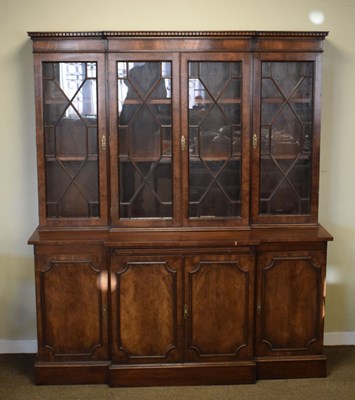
119, 99, 171, 105
262, 97, 311, 103
46, 155, 98, 162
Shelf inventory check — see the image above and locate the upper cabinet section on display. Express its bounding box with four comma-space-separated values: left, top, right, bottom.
32, 52, 108, 227
251, 53, 323, 224
28, 31, 327, 229
108, 53, 180, 228
181, 53, 251, 227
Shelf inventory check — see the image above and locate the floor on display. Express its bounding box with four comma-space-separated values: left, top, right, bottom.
0, 347, 354, 400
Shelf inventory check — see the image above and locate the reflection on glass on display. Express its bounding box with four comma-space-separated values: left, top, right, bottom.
260, 61, 314, 215
43, 62, 99, 218
117, 61, 172, 219
188, 61, 242, 218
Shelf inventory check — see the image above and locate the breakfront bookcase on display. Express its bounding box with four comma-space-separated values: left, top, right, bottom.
28, 31, 332, 386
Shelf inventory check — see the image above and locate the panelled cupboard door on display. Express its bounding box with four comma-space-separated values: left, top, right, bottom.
33, 53, 108, 227
110, 254, 184, 363
185, 254, 255, 362
108, 53, 181, 228
181, 53, 251, 227
251, 53, 323, 225
35, 247, 109, 362
255, 250, 326, 356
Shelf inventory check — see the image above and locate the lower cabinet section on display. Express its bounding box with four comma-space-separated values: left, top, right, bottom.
110, 255, 184, 364
256, 250, 326, 357
185, 254, 254, 363
254, 248, 327, 380
35, 362, 110, 385
108, 251, 256, 385
33, 244, 110, 385
255, 355, 327, 380
109, 362, 256, 387
31, 239, 329, 386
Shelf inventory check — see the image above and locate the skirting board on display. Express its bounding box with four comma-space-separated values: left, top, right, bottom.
0, 340, 37, 354
324, 331, 355, 346
0, 333, 355, 354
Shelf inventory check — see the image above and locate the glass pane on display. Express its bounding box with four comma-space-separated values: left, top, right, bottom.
43, 62, 99, 219
118, 61, 172, 219
188, 61, 242, 218
259, 61, 314, 215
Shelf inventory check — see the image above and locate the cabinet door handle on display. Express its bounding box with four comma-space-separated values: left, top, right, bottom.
181, 135, 186, 151
183, 304, 189, 320
101, 135, 107, 151
252, 133, 258, 150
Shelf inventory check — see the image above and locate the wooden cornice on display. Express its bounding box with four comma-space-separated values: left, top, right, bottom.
27, 31, 329, 40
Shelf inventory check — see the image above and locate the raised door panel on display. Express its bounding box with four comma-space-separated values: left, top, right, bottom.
110, 253, 184, 363
181, 53, 251, 227
185, 254, 254, 362
35, 247, 108, 361
33, 53, 108, 227
256, 250, 326, 356
251, 53, 322, 224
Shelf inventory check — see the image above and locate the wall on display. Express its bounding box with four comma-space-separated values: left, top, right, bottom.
0, 0, 354, 351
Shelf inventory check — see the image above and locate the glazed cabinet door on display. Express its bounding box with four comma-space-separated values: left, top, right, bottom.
185, 253, 255, 362
108, 53, 181, 227
251, 53, 323, 224
34, 245, 108, 362
110, 252, 184, 364
181, 53, 251, 227
255, 249, 326, 356
33, 53, 108, 227
108, 52, 251, 228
